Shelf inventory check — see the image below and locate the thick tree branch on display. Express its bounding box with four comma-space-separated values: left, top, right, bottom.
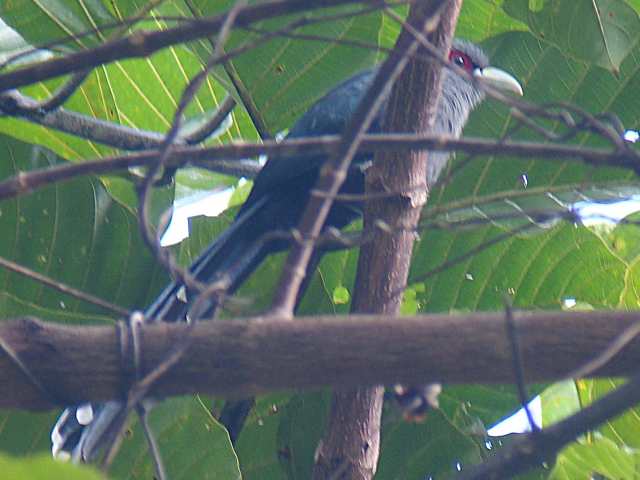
1, 310, 640, 411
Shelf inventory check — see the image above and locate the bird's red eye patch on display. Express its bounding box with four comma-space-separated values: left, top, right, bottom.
448, 49, 474, 73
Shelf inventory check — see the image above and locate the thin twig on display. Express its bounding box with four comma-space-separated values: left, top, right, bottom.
184, 95, 236, 144
137, 404, 167, 480
0, 255, 129, 317
504, 298, 539, 432
568, 320, 640, 379
0, 90, 167, 150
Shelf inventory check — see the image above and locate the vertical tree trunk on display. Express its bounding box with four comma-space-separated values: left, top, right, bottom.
312, 1, 463, 478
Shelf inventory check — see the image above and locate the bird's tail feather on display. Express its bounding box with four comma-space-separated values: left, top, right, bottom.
52, 195, 272, 462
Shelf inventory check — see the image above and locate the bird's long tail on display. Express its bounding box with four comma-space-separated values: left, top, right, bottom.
51, 195, 275, 462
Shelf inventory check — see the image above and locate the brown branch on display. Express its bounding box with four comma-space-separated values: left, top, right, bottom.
313, 2, 460, 479
0, 90, 167, 150
1, 134, 636, 202
2, 310, 640, 411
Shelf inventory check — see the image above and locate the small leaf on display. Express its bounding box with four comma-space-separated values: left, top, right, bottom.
332, 285, 350, 305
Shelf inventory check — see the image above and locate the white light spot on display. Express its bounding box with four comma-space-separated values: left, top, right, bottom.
161, 187, 235, 246
487, 396, 541, 436
573, 198, 640, 228
465, 273, 474, 281
76, 403, 94, 425
562, 297, 577, 309
520, 173, 528, 188
624, 130, 639, 143
177, 286, 187, 303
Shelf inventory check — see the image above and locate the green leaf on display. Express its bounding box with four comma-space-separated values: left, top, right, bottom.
0, 0, 113, 50
577, 379, 640, 449
0, 452, 103, 480
414, 30, 638, 315
182, 1, 385, 134
503, 0, 640, 72
0, 134, 170, 459
0, 135, 167, 324
108, 396, 241, 479
331, 285, 350, 304
234, 393, 291, 479
0, 2, 258, 208
457, 0, 528, 42
377, 409, 483, 479
550, 436, 640, 479
540, 380, 581, 427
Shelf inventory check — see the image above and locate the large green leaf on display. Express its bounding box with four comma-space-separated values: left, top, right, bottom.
503, 0, 640, 72
0, 134, 170, 460
0, 134, 168, 323
458, 0, 528, 42
0, 2, 258, 208
178, 0, 385, 134
577, 378, 640, 449
406, 28, 639, 478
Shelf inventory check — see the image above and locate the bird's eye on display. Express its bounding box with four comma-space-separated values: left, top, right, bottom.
449, 50, 473, 72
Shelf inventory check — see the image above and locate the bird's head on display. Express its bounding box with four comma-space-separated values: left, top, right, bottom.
444, 39, 523, 115
437, 39, 522, 137
427, 39, 522, 184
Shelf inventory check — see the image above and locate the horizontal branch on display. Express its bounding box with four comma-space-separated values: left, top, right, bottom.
0, 90, 166, 150
2, 310, 640, 410
1, 134, 637, 201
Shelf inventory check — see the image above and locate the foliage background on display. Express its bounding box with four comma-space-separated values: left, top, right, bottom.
0, 0, 639, 478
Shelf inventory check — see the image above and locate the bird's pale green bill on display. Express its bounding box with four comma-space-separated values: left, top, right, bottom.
474, 66, 523, 96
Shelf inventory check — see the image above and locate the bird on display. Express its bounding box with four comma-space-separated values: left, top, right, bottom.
51, 39, 522, 463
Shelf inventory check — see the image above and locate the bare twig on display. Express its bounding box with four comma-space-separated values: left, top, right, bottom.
183, 95, 237, 144
0, 90, 167, 150
504, 299, 539, 432
0, 255, 129, 317
137, 404, 167, 480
